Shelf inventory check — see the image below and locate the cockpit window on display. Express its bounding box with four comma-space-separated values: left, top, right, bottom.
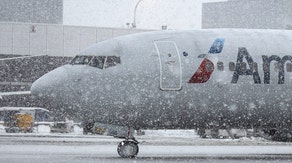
70, 56, 93, 65
70, 55, 121, 69
104, 56, 121, 68
89, 56, 106, 69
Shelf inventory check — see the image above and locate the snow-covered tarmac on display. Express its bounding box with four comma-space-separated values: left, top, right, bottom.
0, 129, 291, 163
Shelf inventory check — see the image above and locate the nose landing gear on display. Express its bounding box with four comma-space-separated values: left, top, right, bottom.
117, 139, 139, 158
117, 127, 139, 158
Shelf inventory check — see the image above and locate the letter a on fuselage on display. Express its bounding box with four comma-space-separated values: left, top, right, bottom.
231, 48, 261, 84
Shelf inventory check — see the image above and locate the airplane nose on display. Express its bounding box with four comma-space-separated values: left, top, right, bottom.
31, 65, 70, 98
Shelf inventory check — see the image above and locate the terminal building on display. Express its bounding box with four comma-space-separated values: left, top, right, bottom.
0, 0, 63, 24
202, 0, 292, 30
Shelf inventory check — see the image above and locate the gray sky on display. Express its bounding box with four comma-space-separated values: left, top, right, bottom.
63, 0, 227, 30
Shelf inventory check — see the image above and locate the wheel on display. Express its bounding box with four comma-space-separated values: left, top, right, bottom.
117, 140, 139, 158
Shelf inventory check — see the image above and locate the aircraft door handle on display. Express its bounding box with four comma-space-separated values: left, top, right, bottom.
166, 61, 175, 64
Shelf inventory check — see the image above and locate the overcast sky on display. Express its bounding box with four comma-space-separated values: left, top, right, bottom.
63, 0, 227, 30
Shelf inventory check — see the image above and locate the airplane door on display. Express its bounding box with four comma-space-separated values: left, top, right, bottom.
154, 41, 182, 91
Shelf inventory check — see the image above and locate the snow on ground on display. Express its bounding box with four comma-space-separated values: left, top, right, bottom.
0, 135, 291, 163
0, 125, 291, 146
0, 125, 292, 162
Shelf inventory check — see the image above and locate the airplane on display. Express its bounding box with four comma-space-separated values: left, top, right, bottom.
30, 29, 292, 158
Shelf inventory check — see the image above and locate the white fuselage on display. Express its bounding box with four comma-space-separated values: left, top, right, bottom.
31, 29, 292, 129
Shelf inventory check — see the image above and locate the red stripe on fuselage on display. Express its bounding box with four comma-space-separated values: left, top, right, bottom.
188, 58, 214, 83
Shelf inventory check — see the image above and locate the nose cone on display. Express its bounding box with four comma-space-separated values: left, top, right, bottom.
31, 65, 70, 99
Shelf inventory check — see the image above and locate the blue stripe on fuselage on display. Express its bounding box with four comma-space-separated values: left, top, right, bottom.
209, 38, 225, 54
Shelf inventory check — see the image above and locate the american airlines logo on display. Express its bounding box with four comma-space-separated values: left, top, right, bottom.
188, 38, 292, 84
188, 38, 225, 83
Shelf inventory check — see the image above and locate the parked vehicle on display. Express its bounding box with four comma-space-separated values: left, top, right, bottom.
0, 107, 50, 133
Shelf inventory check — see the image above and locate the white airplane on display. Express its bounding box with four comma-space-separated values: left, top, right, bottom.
30, 29, 292, 158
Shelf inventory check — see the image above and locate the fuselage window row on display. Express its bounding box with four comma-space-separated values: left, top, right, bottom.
70, 56, 121, 69
219, 61, 292, 72
224, 61, 259, 72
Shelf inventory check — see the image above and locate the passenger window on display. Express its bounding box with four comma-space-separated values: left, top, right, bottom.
274, 63, 280, 72
253, 62, 258, 72
287, 63, 292, 72
104, 56, 121, 68
240, 62, 247, 72
217, 61, 224, 71
89, 56, 106, 69
263, 62, 269, 72
229, 62, 235, 71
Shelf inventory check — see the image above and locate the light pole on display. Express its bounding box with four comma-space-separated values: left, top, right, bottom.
132, 0, 143, 28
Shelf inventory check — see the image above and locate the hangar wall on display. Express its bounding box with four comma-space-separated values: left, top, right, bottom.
0, 22, 150, 57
